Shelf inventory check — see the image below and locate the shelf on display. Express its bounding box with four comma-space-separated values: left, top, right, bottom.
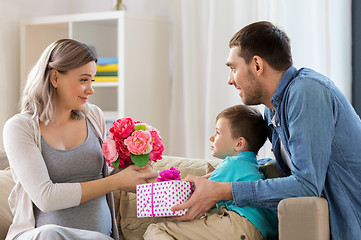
92, 82, 118, 87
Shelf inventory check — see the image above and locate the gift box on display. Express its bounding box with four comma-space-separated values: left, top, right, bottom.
137, 180, 194, 217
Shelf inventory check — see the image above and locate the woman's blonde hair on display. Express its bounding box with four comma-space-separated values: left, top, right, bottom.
21, 39, 97, 125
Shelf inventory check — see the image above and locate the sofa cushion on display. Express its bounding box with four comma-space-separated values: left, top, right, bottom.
152, 156, 211, 178
278, 197, 329, 240
261, 161, 284, 179
0, 168, 14, 240
206, 160, 222, 174
115, 155, 210, 240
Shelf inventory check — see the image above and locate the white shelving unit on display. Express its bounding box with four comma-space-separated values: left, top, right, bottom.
20, 11, 171, 153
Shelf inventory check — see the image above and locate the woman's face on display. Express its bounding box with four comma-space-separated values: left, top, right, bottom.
53, 61, 96, 112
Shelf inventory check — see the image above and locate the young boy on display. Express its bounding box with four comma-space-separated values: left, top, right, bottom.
144, 104, 278, 240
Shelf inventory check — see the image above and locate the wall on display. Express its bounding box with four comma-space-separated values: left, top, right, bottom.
0, 0, 354, 158
0, 0, 68, 151
0, 0, 173, 151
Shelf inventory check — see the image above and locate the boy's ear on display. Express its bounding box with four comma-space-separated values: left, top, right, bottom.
235, 137, 247, 152
50, 69, 59, 88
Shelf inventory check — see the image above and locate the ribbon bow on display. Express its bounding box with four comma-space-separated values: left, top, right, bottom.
157, 167, 181, 182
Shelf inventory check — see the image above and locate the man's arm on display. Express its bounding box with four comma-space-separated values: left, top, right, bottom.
171, 175, 232, 221
232, 78, 335, 209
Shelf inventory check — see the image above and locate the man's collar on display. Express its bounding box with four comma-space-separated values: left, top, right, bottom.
271, 66, 298, 109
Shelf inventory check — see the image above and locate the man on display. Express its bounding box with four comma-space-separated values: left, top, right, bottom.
172, 21, 361, 239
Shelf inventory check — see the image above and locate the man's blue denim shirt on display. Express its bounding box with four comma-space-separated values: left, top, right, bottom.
231, 66, 361, 239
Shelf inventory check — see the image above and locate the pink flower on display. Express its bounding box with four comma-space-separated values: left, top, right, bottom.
102, 117, 165, 169
157, 167, 181, 182
110, 118, 135, 141
149, 130, 164, 161
117, 139, 131, 162
117, 158, 126, 169
124, 130, 153, 155
102, 138, 119, 167
106, 132, 114, 140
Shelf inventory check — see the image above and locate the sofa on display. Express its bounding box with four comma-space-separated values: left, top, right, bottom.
0, 151, 329, 240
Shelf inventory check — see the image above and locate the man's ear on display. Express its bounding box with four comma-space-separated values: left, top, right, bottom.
252, 56, 264, 76
235, 137, 247, 152
50, 69, 59, 88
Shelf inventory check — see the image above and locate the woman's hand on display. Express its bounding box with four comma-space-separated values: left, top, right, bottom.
80, 164, 158, 204
113, 164, 159, 192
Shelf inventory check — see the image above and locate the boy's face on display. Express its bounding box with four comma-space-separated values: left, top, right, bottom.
209, 118, 240, 159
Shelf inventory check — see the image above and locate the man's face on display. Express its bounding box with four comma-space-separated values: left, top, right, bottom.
226, 47, 263, 105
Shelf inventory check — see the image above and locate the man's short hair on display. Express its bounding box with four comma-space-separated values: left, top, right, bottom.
229, 21, 293, 71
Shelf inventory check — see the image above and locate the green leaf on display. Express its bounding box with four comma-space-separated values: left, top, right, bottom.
134, 124, 147, 131
112, 157, 121, 169
131, 153, 149, 167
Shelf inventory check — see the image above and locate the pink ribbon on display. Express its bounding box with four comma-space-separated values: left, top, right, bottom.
157, 167, 181, 182
151, 183, 154, 217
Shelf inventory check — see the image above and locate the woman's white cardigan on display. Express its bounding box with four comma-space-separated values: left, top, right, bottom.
3, 104, 119, 240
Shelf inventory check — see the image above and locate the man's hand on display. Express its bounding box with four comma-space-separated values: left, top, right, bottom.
170, 174, 232, 221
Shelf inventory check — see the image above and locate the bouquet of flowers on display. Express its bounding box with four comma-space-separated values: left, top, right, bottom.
102, 117, 164, 169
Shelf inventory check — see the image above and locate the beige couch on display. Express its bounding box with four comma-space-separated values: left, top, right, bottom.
0, 151, 329, 240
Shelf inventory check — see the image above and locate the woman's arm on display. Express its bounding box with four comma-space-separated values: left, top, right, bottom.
4, 114, 158, 211
80, 164, 158, 204
3, 115, 82, 212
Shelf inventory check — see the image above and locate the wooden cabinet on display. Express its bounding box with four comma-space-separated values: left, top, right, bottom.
20, 11, 171, 152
